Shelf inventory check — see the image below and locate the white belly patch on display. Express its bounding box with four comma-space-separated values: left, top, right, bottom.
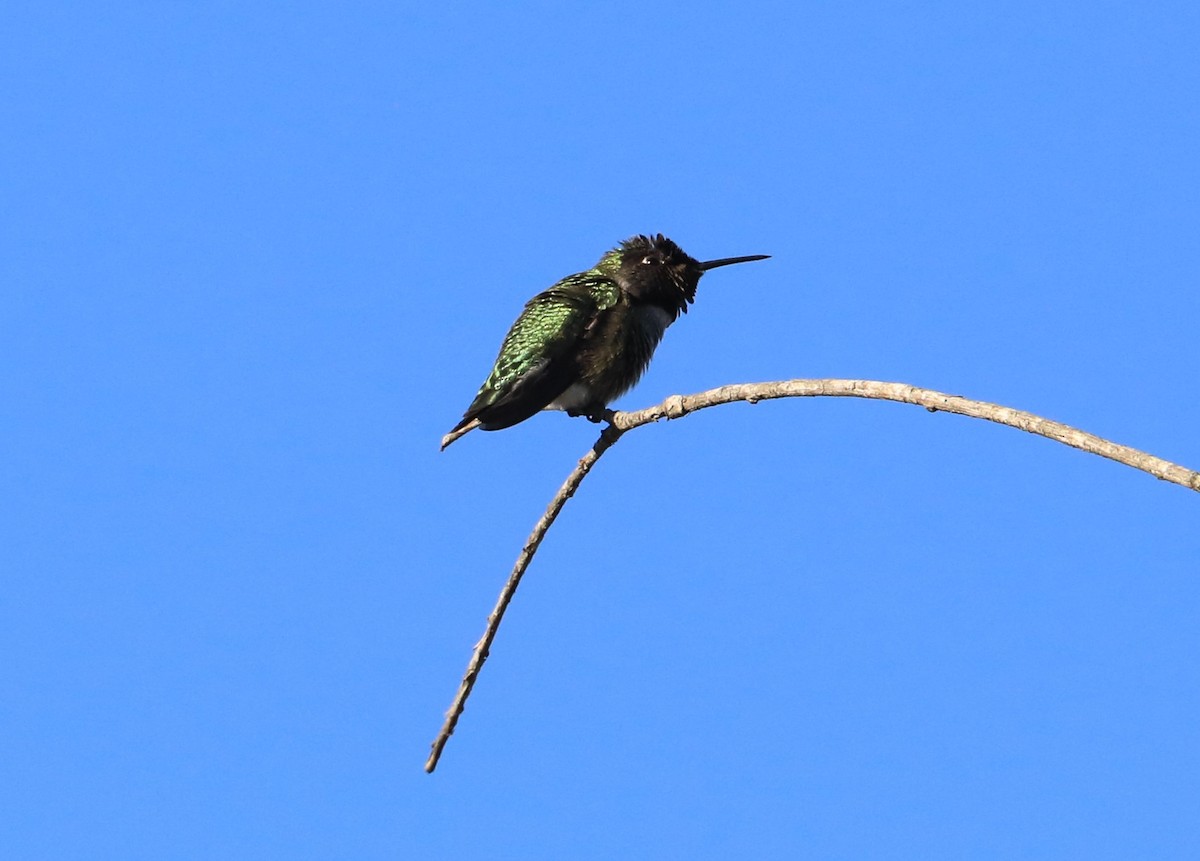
547, 382, 592, 412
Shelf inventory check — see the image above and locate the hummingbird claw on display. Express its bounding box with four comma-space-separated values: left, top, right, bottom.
566, 406, 614, 424
585, 407, 616, 424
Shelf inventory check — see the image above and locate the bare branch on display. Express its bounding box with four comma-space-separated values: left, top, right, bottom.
426, 379, 1198, 773
425, 423, 625, 772
612, 380, 1200, 491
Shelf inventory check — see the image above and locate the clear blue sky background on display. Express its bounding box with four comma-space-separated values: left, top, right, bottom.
3, 2, 1198, 858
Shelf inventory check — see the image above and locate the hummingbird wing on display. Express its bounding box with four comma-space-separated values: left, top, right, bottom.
449, 275, 621, 434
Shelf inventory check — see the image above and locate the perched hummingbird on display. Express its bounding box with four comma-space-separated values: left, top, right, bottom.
441, 234, 769, 450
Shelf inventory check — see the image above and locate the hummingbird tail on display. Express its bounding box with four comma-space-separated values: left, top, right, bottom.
440, 418, 481, 451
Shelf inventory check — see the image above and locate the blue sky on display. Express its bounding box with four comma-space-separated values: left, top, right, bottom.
3, 2, 1198, 857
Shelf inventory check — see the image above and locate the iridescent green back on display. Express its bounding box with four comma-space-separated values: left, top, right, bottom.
468, 272, 621, 415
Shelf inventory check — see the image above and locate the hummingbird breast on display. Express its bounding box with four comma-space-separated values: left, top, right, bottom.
574, 301, 672, 407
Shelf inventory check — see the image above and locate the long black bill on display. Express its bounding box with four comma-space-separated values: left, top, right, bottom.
698, 254, 771, 271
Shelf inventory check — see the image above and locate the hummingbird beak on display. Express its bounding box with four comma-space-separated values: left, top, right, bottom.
697, 254, 771, 271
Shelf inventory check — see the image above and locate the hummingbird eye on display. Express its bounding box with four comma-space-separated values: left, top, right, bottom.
641, 255, 659, 265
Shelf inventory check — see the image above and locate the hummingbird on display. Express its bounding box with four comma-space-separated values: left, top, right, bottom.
441, 234, 769, 450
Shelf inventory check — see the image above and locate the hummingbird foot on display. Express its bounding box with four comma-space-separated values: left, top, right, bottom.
585, 407, 616, 424
565, 405, 615, 424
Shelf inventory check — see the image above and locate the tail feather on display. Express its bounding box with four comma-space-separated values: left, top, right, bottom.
440, 418, 481, 451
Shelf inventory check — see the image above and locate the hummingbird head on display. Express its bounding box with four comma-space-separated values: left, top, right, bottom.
607, 234, 769, 321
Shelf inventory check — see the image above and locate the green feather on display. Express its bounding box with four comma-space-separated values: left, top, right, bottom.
478, 274, 619, 399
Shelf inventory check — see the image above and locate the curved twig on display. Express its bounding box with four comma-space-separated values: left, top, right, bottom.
426, 379, 1198, 773
613, 380, 1200, 490
425, 422, 626, 772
